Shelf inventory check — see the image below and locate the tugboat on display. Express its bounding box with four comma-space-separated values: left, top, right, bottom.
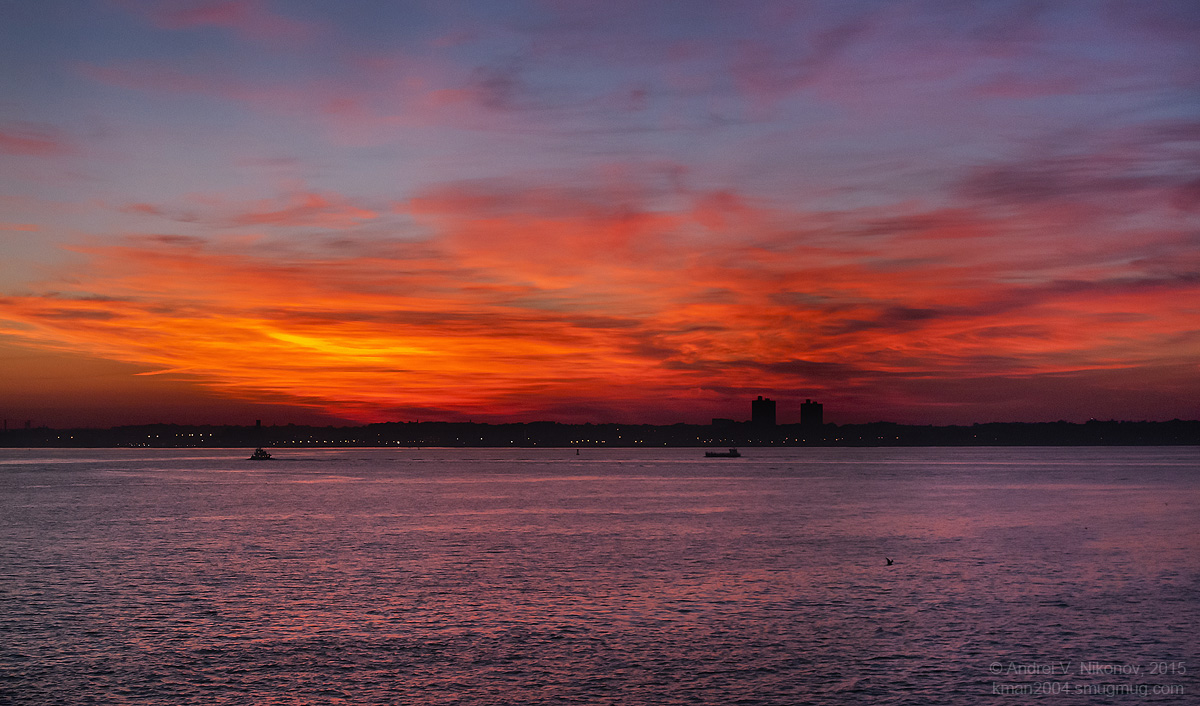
248, 447, 273, 460
705, 448, 741, 458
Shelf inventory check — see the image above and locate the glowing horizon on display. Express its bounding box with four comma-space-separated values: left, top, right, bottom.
1, 1, 1198, 426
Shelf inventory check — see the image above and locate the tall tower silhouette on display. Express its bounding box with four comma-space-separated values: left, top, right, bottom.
752, 396, 776, 427
800, 399, 823, 428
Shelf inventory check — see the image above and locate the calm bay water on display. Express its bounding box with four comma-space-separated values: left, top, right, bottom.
1, 446, 1196, 704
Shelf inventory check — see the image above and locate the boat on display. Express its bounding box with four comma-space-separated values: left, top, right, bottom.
248, 447, 273, 460
705, 448, 741, 458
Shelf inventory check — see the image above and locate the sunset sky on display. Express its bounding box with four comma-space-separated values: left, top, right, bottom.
2, 0, 1198, 427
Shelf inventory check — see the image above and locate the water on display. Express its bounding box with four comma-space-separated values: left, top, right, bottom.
1, 447, 1196, 704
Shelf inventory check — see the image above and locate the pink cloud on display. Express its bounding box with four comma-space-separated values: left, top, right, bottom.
120, 188, 379, 230
0, 126, 69, 156
121, 202, 166, 216
232, 191, 378, 228
973, 72, 1085, 99
118, 0, 318, 44
77, 58, 509, 146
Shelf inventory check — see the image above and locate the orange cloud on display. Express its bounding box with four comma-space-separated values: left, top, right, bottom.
1, 182, 1196, 424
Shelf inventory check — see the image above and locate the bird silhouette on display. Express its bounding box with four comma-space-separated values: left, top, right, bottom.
885, 557, 894, 566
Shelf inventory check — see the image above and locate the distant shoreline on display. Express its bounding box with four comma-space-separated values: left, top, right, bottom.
2, 419, 1196, 448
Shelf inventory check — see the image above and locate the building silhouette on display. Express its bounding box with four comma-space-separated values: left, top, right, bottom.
752, 396, 776, 427
800, 399, 823, 428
